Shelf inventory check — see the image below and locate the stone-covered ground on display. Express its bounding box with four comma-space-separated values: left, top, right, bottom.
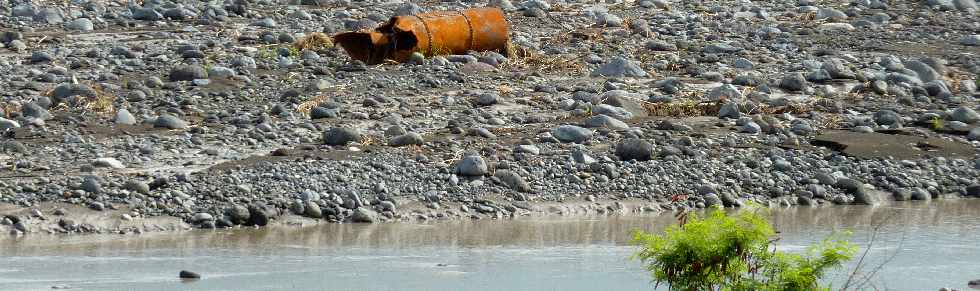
1, 0, 979, 234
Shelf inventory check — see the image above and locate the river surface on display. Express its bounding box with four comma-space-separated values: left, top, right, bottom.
1, 200, 979, 291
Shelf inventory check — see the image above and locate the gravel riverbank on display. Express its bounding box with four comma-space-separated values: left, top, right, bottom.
1, 0, 979, 234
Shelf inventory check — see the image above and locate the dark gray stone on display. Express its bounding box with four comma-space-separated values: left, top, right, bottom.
837, 178, 878, 205
552, 125, 593, 143
11, 5, 34, 18
910, 188, 931, 201
962, 35, 980, 46
21, 102, 51, 120
81, 177, 101, 193
475, 93, 498, 106
132, 7, 163, 20
247, 203, 272, 226
874, 110, 903, 127
951, 106, 980, 124
583, 114, 629, 130
304, 201, 323, 218
323, 127, 362, 145
703, 193, 722, 208
225, 205, 250, 225
389, 132, 423, 147
718, 102, 740, 119
179, 270, 201, 279
892, 188, 912, 201
88, 202, 105, 211
967, 185, 980, 197
615, 138, 655, 161
34, 8, 64, 23
351, 207, 378, 223
721, 193, 743, 207
822, 58, 856, 79
168, 65, 208, 81
905, 60, 940, 83
310, 107, 338, 119
495, 170, 532, 192
123, 180, 150, 194
779, 72, 808, 92
815, 173, 837, 185
644, 40, 677, 51
154, 114, 188, 129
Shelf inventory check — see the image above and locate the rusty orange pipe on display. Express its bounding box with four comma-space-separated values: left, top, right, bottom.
333, 7, 510, 64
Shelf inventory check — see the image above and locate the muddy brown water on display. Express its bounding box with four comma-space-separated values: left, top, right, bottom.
1, 200, 979, 291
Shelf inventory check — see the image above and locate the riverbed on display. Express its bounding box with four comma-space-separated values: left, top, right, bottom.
2, 200, 979, 291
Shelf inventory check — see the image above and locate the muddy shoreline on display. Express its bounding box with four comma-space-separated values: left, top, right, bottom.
2, 191, 974, 237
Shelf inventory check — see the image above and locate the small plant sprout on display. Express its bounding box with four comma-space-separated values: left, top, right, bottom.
930, 117, 944, 131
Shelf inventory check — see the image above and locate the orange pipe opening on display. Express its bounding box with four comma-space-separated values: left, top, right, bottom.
333, 7, 510, 64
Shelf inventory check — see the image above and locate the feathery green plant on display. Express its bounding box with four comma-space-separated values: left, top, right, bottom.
631, 207, 856, 291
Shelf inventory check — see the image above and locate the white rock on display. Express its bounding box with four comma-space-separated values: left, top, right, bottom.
92, 158, 126, 169
0, 117, 21, 130
818, 23, 855, 32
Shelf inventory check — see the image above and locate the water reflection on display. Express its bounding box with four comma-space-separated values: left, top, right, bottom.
1, 200, 979, 291
3, 200, 978, 255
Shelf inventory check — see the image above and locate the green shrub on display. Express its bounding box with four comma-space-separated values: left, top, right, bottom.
631, 207, 856, 291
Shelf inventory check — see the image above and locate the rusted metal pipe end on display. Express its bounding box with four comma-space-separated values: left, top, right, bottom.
333, 31, 391, 65
333, 7, 510, 65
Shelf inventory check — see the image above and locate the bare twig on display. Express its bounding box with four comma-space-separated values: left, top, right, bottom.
852, 214, 907, 290
842, 211, 903, 290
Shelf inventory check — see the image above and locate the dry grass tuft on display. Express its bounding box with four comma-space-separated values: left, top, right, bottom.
756, 102, 811, 115
442, 150, 465, 166
297, 95, 332, 115
504, 41, 586, 74
80, 84, 117, 116
293, 32, 333, 52
797, 11, 818, 27
296, 84, 349, 115
945, 71, 972, 93
642, 97, 813, 118
45, 83, 117, 116
489, 126, 521, 135
644, 100, 723, 117
3, 103, 21, 119
360, 135, 378, 146
820, 114, 844, 129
